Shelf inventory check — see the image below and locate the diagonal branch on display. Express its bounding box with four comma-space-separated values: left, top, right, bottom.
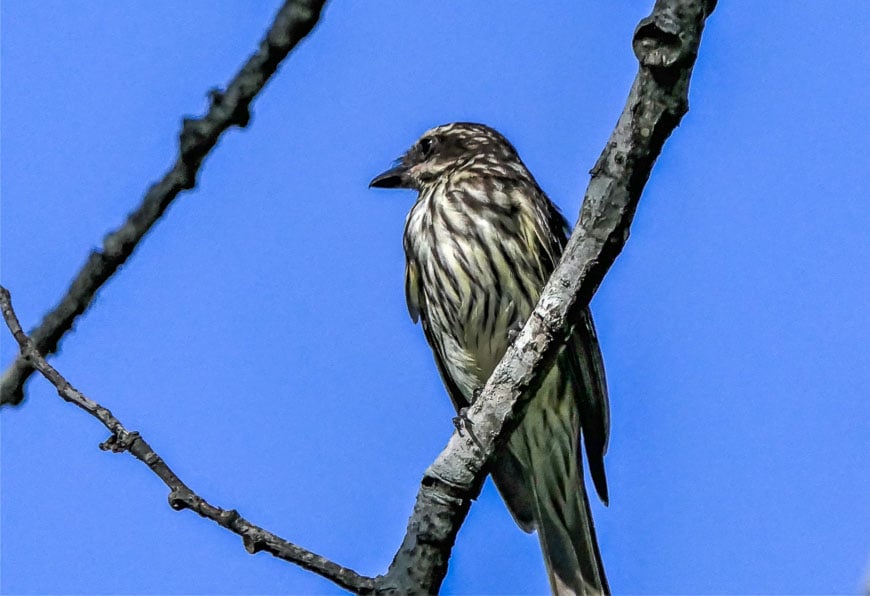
0, 286, 376, 595
379, 0, 717, 592
0, 0, 327, 407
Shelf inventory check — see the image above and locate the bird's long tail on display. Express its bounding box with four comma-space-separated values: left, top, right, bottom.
531, 435, 608, 595
509, 368, 609, 596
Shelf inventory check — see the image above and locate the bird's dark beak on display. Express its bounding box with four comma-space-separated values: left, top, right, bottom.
369, 163, 411, 189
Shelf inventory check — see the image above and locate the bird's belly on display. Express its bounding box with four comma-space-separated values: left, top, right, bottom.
406, 196, 543, 400
422, 248, 534, 398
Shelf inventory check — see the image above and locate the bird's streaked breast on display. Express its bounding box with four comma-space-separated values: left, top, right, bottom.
403, 173, 552, 397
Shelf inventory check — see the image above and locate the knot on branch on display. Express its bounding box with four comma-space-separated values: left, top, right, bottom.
420, 471, 476, 503
208, 87, 251, 128
242, 530, 269, 554
99, 430, 140, 453
168, 488, 194, 510
219, 508, 240, 525
632, 13, 688, 71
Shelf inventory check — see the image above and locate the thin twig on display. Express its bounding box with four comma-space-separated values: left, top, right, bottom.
0, 0, 327, 406
0, 286, 376, 594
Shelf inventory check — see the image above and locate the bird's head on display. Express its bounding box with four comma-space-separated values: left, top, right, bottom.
369, 122, 522, 191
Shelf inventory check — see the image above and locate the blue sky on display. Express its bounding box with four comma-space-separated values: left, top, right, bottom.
2, 2, 868, 594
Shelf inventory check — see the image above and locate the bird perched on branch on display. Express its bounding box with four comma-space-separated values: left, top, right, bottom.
370, 122, 610, 595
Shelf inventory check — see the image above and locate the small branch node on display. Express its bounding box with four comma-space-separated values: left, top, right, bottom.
420, 470, 475, 503
168, 488, 191, 511
99, 430, 140, 453
633, 14, 686, 70
207, 88, 250, 127
219, 508, 241, 526
208, 87, 226, 106
243, 531, 268, 554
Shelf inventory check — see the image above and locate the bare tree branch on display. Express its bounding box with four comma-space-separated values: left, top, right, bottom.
0, 286, 376, 594
0, 0, 327, 407
0, 0, 716, 593
378, 0, 717, 592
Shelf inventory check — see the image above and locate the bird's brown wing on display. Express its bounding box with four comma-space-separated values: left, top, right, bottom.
569, 308, 611, 505
543, 197, 610, 504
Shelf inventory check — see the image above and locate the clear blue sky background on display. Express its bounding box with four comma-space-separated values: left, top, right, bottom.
2, 2, 868, 594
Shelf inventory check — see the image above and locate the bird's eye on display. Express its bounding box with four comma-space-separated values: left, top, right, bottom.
419, 137, 435, 158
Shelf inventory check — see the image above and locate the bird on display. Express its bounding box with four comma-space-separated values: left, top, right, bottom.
370, 122, 610, 595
